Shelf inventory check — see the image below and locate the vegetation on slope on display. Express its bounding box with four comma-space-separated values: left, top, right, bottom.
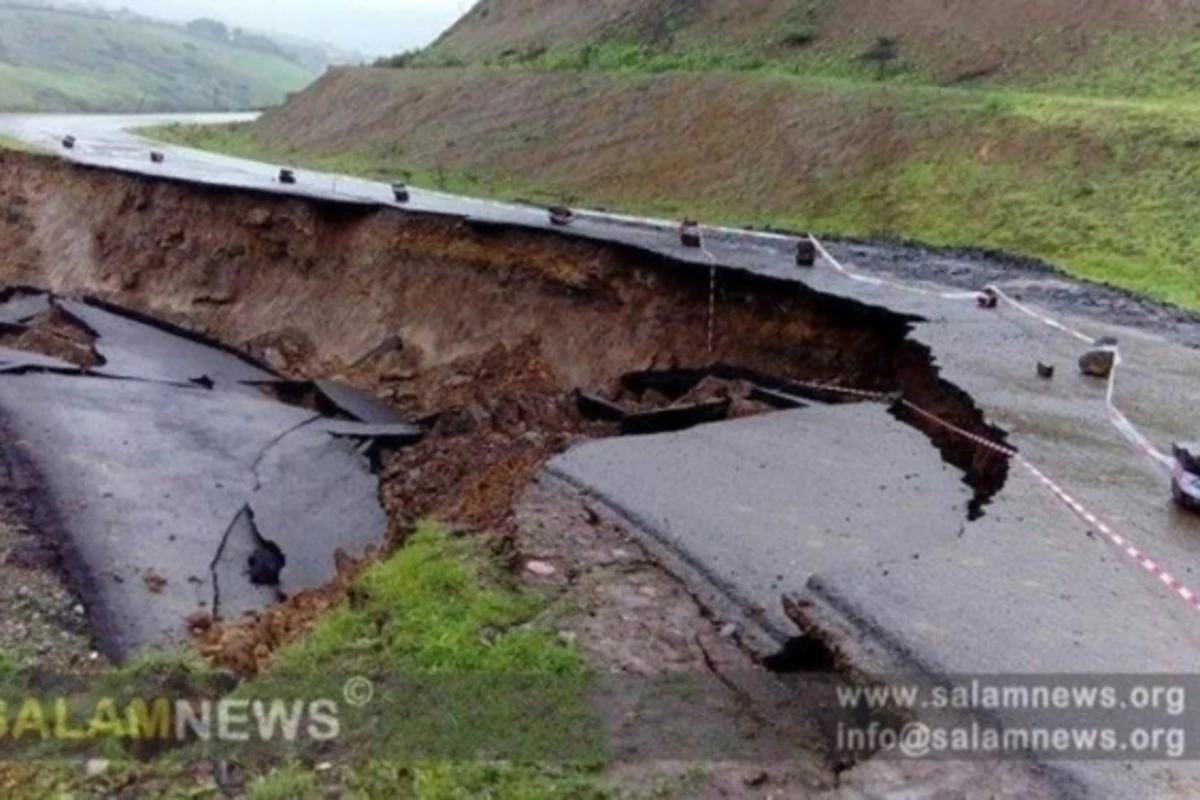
0, 4, 320, 112
425, 0, 1200, 98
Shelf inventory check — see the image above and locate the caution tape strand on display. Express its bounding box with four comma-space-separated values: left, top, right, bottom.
787, 378, 1200, 613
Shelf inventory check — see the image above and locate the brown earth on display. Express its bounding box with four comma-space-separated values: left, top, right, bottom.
0, 304, 101, 367
249, 67, 1109, 237
252, 67, 958, 218
0, 151, 1006, 670
436, 0, 1200, 82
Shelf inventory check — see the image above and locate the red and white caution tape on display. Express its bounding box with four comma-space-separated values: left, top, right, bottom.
1105, 352, 1175, 472
1022, 458, 1200, 610
811, 238, 978, 301
984, 284, 1096, 345
701, 240, 718, 356
810, 238, 1177, 477
787, 378, 1200, 613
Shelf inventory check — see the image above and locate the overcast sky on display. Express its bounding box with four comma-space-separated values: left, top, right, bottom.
86, 0, 467, 57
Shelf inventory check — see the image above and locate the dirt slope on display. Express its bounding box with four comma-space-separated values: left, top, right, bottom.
436, 0, 1200, 82
252, 67, 938, 219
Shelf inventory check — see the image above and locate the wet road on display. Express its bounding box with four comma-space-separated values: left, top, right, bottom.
0, 292, 390, 659
4, 113, 1200, 796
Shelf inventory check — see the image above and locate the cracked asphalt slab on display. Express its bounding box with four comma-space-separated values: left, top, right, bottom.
550, 403, 973, 643
5, 114, 1200, 795
0, 293, 390, 660
55, 298, 273, 388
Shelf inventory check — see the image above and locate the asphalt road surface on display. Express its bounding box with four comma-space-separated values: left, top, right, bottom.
0, 291, 389, 659
4, 113, 1200, 797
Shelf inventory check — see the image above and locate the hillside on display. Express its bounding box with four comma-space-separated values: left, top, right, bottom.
0, 4, 321, 112
432, 0, 1200, 96
149, 0, 1200, 311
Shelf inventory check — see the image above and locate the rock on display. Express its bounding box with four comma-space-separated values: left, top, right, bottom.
142, 570, 167, 594
1079, 339, 1118, 378
524, 560, 557, 577
743, 769, 769, 788
244, 208, 272, 228
435, 405, 483, 437
263, 347, 289, 372
719, 623, 739, 639
1174, 442, 1200, 474
187, 611, 214, 634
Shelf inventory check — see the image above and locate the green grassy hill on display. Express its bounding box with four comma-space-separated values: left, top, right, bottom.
0, 4, 320, 112
428, 0, 1200, 99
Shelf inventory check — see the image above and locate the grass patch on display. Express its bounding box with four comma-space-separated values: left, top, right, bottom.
438, 38, 923, 85
0, 134, 49, 155
0, 523, 607, 797
143, 122, 564, 205
0, 135, 35, 153
235, 521, 602, 795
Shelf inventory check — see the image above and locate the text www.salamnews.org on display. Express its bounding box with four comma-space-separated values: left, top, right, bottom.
836, 679, 1186, 715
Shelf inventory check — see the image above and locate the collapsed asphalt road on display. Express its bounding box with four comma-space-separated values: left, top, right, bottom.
0, 289, 398, 659
4, 118, 1200, 797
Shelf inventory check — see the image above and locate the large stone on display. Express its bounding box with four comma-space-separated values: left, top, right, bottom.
1173, 442, 1200, 474
1079, 337, 1118, 378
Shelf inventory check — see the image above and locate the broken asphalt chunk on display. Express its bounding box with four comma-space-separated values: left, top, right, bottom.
748, 385, 808, 410
573, 389, 627, 422
620, 368, 709, 400
620, 398, 732, 435
313, 379, 408, 423
321, 420, 424, 446
0, 289, 51, 325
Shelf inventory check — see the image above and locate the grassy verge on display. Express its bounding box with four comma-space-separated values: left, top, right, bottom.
0, 135, 40, 154
1, 522, 610, 798
144, 122, 564, 206
412, 31, 1200, 103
